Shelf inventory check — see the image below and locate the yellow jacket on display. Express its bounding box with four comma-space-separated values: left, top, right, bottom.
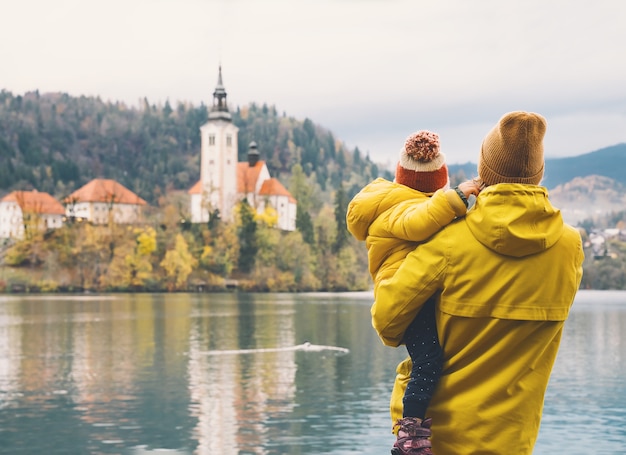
346, 178, 467, 292
374, 184, 584, 455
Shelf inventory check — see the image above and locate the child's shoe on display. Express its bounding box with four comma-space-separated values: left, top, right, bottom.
390, 417, 434, 455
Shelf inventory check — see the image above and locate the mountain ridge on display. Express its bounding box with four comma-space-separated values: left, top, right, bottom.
448, 143, 626, 190
448, 143, 626, 225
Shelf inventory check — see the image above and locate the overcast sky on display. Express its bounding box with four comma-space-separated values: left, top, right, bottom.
2, 0, 625, 167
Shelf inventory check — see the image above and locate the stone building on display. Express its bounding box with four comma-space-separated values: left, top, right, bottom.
188, 67, 296, 231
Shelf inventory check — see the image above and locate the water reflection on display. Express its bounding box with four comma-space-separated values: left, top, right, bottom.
0, 293, 403, 454
0, 294, 199, 454
0, 292, 625, 454
186, 293, 301, 454
535, 291, 626, 454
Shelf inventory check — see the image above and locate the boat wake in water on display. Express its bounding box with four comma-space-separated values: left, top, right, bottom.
203, 342, 349, 355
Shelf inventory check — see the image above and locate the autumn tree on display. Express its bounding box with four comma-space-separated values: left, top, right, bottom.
256, 203, 278, 229
249, 223, 282, 290
160, 233, 197, 291
199, 230, 237, 276
99, 226, 155, 290
313, 204, 338, 290
69, 224, 110, 289
199, 220, 238, 276
274, 230, 319, 290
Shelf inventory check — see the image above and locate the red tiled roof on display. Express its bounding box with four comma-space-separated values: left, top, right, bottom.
259, 178, 297, 203
2, 190, 65, 215
188, 180, 202, 195
187, 160, 296, 204
66, 179, 147, 205
188, 161, 267, 195
237, 161, 265, 193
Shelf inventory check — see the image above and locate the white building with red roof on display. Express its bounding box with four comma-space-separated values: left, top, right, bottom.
65, 178, 147, 225
0, 190, 65, 239
188, 67, 297, 231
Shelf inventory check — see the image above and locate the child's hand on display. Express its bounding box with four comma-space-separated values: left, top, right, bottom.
457, 180, 481, 199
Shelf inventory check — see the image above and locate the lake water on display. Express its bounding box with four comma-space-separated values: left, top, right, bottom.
0, 291, 624, 454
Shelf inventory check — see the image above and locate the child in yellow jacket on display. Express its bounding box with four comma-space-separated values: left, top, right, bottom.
346, 131, 480, 455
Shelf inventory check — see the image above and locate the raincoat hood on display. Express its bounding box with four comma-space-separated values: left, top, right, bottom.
466, 184, 564, 257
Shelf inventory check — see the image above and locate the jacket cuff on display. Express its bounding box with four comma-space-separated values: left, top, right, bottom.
444, 188, 468, 217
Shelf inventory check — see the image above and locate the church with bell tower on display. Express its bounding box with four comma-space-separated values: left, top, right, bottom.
188, 67, 297, 231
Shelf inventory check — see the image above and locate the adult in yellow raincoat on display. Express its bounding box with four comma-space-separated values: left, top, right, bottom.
373, 112, 584, 455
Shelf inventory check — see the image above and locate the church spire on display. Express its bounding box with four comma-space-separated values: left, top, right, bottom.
209, 65, 232, 121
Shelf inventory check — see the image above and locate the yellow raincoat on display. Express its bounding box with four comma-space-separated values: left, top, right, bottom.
346, 177, 468, 291
373, 184, 584, 454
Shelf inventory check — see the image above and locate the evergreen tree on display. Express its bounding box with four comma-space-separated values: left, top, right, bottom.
237, 199, 258, 273
333, 184, 350, 253
296, 205, 315, 245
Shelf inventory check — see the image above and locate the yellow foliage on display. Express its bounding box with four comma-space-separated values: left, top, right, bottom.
37, 279, 59, 292
124, 252, 153, 288
101, 238, 153, 290
135, 227, 157, 256
200, 245, 213, 259
256, 204, 278, 227
4, 241, 29, 266
265, 271, 297, 292
160, 234, 198, 290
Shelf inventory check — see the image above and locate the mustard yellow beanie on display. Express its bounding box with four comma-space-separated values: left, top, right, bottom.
478, 111, 547, 186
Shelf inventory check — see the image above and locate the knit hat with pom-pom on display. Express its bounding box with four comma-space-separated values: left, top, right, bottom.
395, 130, 449, 193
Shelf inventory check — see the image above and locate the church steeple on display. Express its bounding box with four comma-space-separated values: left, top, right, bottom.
247, 141, 260, 167
209, 65, 232, 121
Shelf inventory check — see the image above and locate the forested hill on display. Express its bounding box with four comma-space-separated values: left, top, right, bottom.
0, 90, 388, 204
